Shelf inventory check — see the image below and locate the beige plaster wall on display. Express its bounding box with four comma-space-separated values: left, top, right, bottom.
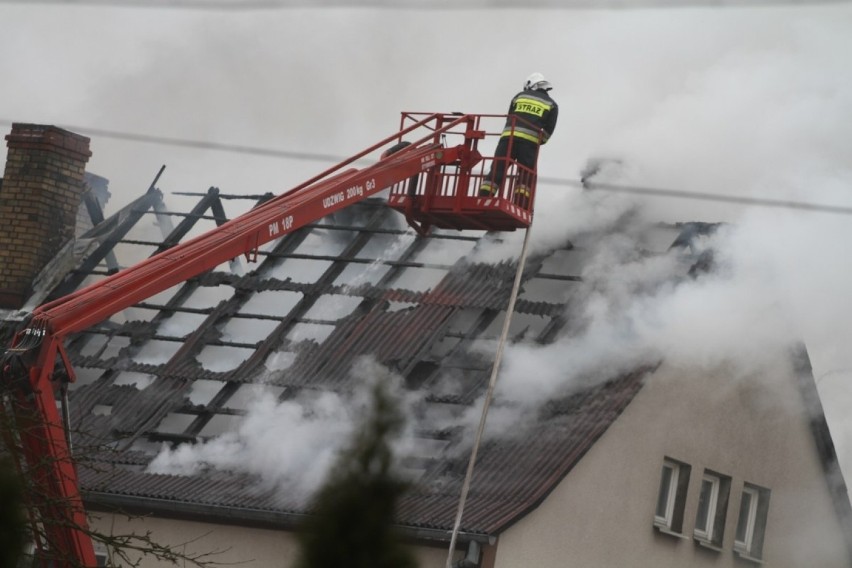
492, 361, 851, 568
87, 513, 457, 567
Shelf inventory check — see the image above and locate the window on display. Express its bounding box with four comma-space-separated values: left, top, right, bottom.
734, 483, 771, 561
18, 543, 106, 567
94, 540, 109, 567
654, 458, 691, 534
694, 470, 731, 548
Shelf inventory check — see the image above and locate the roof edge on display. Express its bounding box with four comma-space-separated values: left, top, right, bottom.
485, 364, 657, 535
84, 492, 495, 547
792, 344, 852, 564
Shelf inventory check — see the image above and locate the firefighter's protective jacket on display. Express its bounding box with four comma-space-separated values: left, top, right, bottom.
501, 88, 559, 144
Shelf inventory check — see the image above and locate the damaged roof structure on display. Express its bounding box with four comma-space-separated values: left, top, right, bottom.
3, 123, 852, 567
63, 185, 651, 537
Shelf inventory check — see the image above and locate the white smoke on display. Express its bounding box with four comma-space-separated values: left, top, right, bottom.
2, 0, 851, 519
148, 356, 417, 496
148, 387, 352, 494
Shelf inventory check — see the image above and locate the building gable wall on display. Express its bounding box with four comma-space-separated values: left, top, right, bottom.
492, 360, 850, 567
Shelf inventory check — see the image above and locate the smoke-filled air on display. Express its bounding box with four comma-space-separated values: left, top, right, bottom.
2, 2, 851, 501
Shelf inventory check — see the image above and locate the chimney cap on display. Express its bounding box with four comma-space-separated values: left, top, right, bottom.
5, 123, 92, 159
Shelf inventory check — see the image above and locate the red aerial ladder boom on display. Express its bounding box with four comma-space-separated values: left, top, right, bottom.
0, 112, 542, 567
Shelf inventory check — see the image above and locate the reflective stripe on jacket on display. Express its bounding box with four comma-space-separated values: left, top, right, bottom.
500, 88, 559, 144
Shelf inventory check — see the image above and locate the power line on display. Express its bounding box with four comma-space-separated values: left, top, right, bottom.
0, 120, 345, 164
77, 123, 346, 163
2, 119, 850, 217
550, 178, 852, 217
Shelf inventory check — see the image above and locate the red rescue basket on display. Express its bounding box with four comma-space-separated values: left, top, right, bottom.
384, 112, 541, 235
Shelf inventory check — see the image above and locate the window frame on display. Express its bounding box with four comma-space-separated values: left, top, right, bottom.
735, 486, 758, 549
19, 542, 107, 567
695, 475, 719, 539
654, 457, 691, 535
693, 470, 731, 548
734, 483, 771, 561
655, 461, 677, 525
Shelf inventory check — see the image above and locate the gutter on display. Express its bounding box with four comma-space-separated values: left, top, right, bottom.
83, 491, 496, 547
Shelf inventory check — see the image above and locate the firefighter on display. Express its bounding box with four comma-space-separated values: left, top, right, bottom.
479, 72, 558, 207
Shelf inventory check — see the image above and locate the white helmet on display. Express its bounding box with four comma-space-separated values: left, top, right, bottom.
524, 72, 552, 91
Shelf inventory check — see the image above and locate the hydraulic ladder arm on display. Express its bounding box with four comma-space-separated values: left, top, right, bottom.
0, 113, 484, 567
0, 112, 524, 567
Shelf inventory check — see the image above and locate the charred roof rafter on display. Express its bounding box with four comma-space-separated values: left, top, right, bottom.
172, 203, 401, 438
66, 186, 232, 360
258, 204, 410, 388
50, 187, 172, 300
64, 189, 275, 451
408, 252, 558, 405
80, 189, 120, 275
151, 187, 230, 255
105, 292, 246, 451
120, 208, 305, 445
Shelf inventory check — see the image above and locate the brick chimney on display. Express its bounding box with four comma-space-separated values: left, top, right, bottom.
0, 124, 91, 309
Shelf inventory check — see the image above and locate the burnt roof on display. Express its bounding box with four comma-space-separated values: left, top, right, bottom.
53, 184, 672, 539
